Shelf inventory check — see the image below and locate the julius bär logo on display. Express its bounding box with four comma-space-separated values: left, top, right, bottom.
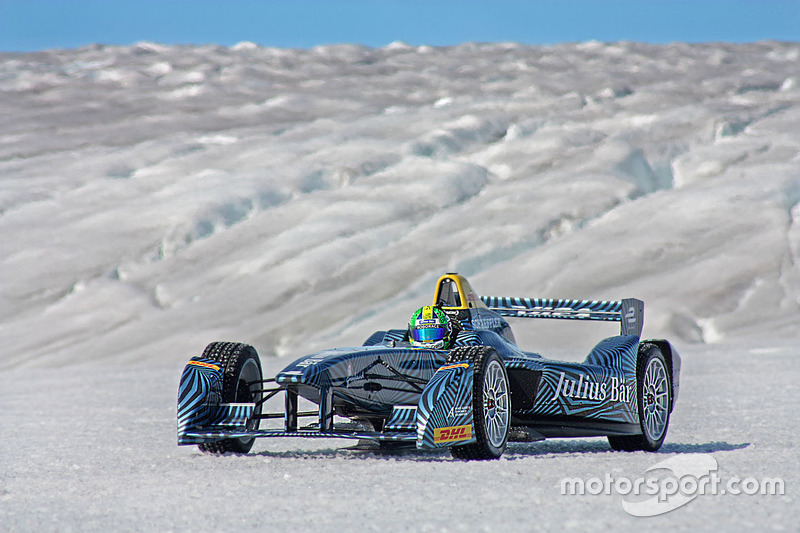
434, 425, 472, 443
551, 372, 634, 403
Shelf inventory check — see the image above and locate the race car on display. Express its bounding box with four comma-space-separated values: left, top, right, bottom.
178, 273, 680, 460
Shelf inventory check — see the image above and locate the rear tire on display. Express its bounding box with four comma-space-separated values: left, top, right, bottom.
608, 343, 671, 452
197, 342, 263, 454
450, 347, 510, 460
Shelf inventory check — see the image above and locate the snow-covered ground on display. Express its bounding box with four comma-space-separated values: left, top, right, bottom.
0, 41, 798, 529
1, 340, 796, 530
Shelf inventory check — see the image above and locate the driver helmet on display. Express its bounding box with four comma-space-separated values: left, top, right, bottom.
408, 306, 453, 349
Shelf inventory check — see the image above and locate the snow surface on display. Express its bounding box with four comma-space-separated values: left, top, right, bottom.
1, 341, 796, 531
0, 41, 798, 530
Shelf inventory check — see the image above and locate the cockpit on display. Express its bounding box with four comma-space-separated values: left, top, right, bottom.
433, 273, 487, 310
433, 273, 516, 345
436, 277, 461, 307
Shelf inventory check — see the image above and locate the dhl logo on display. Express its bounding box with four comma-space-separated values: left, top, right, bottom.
188, 361, 221, 371
434, 424, 472, 443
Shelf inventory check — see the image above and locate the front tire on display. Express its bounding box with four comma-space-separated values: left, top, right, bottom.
450, 347, 510, 460
608, 343, 671, 452
198, 342, 263, 454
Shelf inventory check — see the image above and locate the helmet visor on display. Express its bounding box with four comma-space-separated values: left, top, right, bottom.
411, 327, 446, 343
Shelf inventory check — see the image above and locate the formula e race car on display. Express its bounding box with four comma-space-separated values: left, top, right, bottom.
178, 273, 681, 460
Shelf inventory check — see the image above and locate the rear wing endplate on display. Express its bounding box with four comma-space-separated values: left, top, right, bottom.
479, 296, 644, 337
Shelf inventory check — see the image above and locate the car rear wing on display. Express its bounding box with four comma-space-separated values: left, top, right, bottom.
479, 296, 644, 337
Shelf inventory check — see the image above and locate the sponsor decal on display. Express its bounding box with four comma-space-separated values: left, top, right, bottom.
296, 354, 328, 368
447, 405, 471, 419
472, 317, 503, 330
440, 362, 469, 370
188, 361, 221, 371
511, 306, 592, 319
551, 372, 634, 403
434, 424, 472, 443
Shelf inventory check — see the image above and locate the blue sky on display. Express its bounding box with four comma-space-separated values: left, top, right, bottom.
1, 0, 798, 52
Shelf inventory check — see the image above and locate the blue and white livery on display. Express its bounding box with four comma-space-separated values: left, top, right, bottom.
177, 273, 681, 459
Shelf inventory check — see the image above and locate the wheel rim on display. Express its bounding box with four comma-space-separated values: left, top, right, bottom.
642, 357, 669, 441
238, 358, 262, 433
483, 359, 509, 449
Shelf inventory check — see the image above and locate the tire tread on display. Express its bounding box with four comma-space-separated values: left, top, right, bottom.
197, 342, 262, 455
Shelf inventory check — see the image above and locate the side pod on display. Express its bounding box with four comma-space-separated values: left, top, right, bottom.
416, 361, 476, 450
